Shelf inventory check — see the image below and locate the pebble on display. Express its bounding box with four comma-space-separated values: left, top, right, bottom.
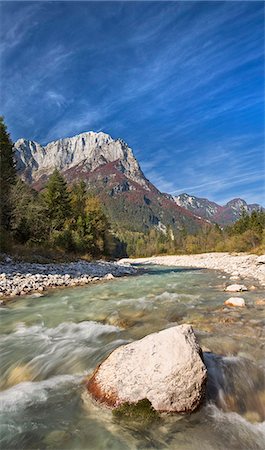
257, 255, 265, 264
104, 273, 115, 280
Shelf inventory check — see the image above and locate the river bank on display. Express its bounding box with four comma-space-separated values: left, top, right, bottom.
0, 257, 137, 300
121, 252, 265, 286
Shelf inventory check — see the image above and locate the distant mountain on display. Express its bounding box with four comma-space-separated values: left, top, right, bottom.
174, 193, 264, 225
14, 132, 203, 234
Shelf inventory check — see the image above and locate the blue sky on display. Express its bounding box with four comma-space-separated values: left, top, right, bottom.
1, 1, 264, 205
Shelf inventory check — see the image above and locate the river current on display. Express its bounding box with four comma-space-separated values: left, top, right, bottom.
0, 265, 264, 450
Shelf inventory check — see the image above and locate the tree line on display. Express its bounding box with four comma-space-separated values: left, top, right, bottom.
116, 210, 265, 257
0, 117, 118, 258
1, 116, 264, 259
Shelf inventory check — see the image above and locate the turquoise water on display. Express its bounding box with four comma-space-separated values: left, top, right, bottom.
0, 265, 264, 449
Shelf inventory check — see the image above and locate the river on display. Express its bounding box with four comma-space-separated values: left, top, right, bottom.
0, 265, 264, 450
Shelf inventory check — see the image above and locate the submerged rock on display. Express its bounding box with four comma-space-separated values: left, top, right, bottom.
224, 297, 245, 308
86, 324, 207, 413
112, 398, 160, 423
225, 284, 248, 292
44, 430, 71, 447
255, 299, 265, 306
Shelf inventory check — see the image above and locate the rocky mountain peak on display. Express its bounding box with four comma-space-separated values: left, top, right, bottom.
175, 193, 263, 225
225, 198, 247, 209
174, 193, 219, 218
14, 131, 148, 188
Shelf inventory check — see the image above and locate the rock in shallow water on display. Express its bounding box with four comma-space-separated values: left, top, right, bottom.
86, 324, 207, 413
224, 297, 245, 307
225, 284, 248, 292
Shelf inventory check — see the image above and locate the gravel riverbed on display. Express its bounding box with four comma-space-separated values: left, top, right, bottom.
1, 252, 264, 301
0, 258, 137, 300
121, 252, 265, 286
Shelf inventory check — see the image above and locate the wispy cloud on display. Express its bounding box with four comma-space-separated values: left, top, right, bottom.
42, 108, 102, 144
0, 1, 263, 204
0, 2, 42, 55
45, 91, 67, 108
172, 170, 264, 194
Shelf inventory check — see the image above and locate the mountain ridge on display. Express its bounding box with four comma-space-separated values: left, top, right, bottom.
14, 131, 203, 234
174, 193, 264, 225
14, 131, 263, 230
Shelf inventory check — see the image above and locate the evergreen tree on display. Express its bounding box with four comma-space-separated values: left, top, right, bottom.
0, 117, 16, 229
10, 179, 48, 243
70, 180, 87, 219
43, 169, 71, 231
82, 196, 109, 254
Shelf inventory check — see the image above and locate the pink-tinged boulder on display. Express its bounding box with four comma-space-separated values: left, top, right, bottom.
86, 324, 207, 413
224, 297, 245, 307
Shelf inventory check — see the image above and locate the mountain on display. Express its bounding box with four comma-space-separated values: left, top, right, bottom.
174, 193, 264, 225
15, 132, 147, 187
14, 132, 203, 234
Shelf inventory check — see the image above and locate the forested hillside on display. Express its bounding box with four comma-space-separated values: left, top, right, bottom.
1, 117, 264, 259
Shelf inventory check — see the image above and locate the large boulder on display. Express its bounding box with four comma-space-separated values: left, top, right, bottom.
86, 324, 207, 413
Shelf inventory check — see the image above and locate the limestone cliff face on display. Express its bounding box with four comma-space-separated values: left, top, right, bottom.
14, 131, 148, 189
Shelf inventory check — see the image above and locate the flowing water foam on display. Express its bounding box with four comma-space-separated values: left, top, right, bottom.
0, 264, 264, 449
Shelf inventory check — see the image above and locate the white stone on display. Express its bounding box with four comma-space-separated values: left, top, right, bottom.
249, 285, 257, 291
257, 255, 265, 264
225, 284, 248, 292
224, 297, 245, 307
86, 324, 207, 413
104, 273, 115, 280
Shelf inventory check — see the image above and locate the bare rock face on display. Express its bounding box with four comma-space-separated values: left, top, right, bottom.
86, 324, 207, 413
14, 131, 148, 188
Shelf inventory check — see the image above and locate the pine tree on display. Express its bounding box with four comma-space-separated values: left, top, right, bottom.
0, 117, 16, 229
10, 179, 48, 244
43, 169, 71, 231
83, 196, 109, 254
70, 180, 87, 219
